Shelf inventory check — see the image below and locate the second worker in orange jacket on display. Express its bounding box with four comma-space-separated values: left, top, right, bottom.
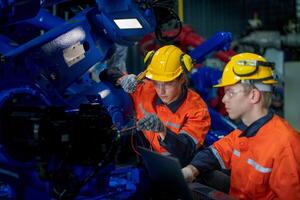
182, 53, 300, 199
105, 45, 211, 166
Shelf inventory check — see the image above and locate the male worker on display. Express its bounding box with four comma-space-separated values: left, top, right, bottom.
182, 53, 300, 199
101, 45, 210, 165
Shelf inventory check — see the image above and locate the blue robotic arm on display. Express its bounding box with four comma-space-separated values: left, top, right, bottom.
0, 1, 236, 198
0, 0, 155, 91
188, 31, 236, 146
188, 31, 233, 63
0, 0, 157, 129
0, 1, 159, 199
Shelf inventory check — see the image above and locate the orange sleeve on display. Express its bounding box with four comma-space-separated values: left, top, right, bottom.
130, 80, 155, 104
211, 131, 239, 169
180, 107, 210, 146
129, 81, 143, 104
269, 145, 300, 199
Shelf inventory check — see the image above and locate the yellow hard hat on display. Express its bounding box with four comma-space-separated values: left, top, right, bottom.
144, 45, 193, 82
214, 53, 277, 87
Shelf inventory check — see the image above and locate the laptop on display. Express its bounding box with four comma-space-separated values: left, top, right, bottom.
138, 146, 235, 200
138, 146, 193, 200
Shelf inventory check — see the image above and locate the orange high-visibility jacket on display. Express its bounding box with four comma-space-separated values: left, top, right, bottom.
131, 80, 210, 154
211, 115, 300, 199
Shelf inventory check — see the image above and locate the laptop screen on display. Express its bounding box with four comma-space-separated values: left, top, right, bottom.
138, 146, 193, 200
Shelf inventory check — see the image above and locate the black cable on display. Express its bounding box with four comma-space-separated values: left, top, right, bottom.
150, 0, 182, 43
152, 0, 174, 7
155, 6, 182, 41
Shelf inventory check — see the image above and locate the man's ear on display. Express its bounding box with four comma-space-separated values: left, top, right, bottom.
250, 88, 261, 104
178, 74, 186, 85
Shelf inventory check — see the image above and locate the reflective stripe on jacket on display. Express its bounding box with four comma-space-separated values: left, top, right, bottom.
131, 80, 210, 154
212, 115, 300, 200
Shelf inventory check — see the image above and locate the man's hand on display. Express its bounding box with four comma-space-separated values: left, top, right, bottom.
137, 113, 165, 133
181, 165, 199, 182
118, 74, 137, 93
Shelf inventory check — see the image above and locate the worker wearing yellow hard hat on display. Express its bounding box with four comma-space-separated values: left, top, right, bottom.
116, 45, 210, 166
214, 52, 276, 88
143, 44, 193, 82
182, 52, 300, 199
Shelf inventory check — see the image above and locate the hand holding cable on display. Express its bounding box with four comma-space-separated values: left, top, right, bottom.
136, 113, 165, 133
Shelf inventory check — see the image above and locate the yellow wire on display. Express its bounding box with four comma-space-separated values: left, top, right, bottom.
178, 0, 184, 22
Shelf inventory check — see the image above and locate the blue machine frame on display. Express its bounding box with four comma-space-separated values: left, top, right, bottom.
0, 1, 235, 199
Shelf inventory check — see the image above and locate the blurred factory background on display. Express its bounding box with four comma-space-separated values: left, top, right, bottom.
128, 0, 300, 130
0, 0, 299, 199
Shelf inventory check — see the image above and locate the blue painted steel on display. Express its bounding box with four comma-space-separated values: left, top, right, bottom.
65, 78, 133, 129
0, 0, 41, 26
0, 182, 16, 199
189, 32, 232, 63
191, 66, 222, 103
0, 86, 51, 108
0, 1, 157, 199
96, 0, 156, 45
204, 108, 236, 146
188, 33, 235, 145
0, 0, 236, 198
96, 81, 134, 129
27, 9, 65, 30
0, 34, 15, 54
1, 0, 156, 107
191, 66, 236, 146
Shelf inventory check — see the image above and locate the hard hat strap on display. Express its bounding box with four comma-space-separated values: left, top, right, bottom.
234, 60, 275, 77
241, 79, 273, 92
256, 61, 275, 69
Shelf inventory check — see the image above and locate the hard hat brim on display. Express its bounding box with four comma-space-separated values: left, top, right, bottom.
213, 82, 234, 88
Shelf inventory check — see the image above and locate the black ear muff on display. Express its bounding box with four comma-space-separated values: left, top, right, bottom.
144, 50, 155, 67
180, 54, 193, 73
257, 61, 275, 69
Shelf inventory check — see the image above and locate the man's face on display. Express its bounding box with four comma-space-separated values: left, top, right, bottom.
152, 76, 184, 105
222, 83, 252, 120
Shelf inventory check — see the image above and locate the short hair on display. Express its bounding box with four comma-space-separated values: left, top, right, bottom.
241, 83, 272, 108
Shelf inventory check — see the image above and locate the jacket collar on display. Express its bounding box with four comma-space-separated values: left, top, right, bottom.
238, 111, 274, 138
155, 86, 187, 113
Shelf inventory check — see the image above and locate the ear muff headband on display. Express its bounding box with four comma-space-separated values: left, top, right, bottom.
144, 50, 155, 67
144, 49, 193, 73
180, 54, 193, 73
233, 60, 275, 77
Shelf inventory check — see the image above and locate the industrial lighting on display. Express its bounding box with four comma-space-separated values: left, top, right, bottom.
113, 18, 143, 29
